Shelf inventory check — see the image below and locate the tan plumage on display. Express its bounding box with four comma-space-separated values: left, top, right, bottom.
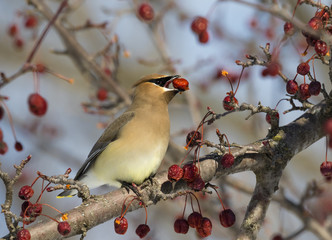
58, 74, 182, 197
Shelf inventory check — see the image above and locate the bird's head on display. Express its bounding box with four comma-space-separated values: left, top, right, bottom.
133, 74, 188, 104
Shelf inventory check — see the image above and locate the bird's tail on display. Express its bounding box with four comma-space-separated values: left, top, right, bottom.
57, 189, 77, 198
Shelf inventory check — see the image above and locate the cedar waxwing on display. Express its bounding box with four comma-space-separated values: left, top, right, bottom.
58, 74, 185, 197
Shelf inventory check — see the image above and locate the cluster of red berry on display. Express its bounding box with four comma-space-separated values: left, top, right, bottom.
113, 196, 150, 238
16, 169, 71, 239
7, 12, 39, 49
191, 16, 209, 44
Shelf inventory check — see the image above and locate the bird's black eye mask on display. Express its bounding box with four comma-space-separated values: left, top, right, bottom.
149, 75, 180, 88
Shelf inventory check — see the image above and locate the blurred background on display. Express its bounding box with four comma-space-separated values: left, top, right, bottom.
0, 0, 330, 239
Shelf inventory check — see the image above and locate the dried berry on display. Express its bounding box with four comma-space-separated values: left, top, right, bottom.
16, 229, 31, 240
272, 234, 284, 240
168, 164, 184, 181
18, 185, 34, 200
265, 111, 279, 125
172, 78, 189, 91
320, 161, 332, 177
223, 95, 238, 111
97, 88, 108, 101
114, 217, 128, 235
14, 38, 24, 49
28, 93, 48, 116
15, 141, 23, 151
21, 201, 32, 214
297, 62, 310, 76
196, 217, 212, 238
221, 153, 235, 168
136, 224, 150, 238
191, 17, 208, 35
138, 3, 154, 21
24, 15, 38, 28
299, 84, 311, 100
186, 130, 201, 147
182, 163, 199, 182
174, 218, 189, 234
219, 209, 236, 227
57, 221, 71, 236
324, 119, 332, 136
188, 212, 202, 228
198, 31, 209, 44
26, 203, 42, 218
309, 81, 321, 96
286, 80, 298, 95
315, 40, 328, 56
283, 22, 294, 36
8, 24, 18, 37
187, 175, 205, 191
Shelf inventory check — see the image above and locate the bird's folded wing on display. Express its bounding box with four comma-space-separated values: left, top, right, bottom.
74, 111, 135, 180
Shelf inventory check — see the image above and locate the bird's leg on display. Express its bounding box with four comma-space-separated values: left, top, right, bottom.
120, 181, 142, 198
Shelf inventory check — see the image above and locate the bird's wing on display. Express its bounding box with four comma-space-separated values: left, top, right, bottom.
74, 111, 135, 180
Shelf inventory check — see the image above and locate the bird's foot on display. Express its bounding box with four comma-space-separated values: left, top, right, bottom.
120, 181, 142, 198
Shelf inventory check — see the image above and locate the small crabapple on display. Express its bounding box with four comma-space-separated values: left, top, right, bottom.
187, 175, 205, 191
136, 224, 150, 238
188, 212, 202, 228
24, 15, 38, 28
286, 80, 298, 95
283, 22, 294, 36
297, 62, 310, 76
168, 164, 183, 182
57, 221, 71, 236
16, 229, 31, 240
198, 31, 209, 43
114, 217, 128, 235
219, 209, 236, 227
223, 95, 238, 111
97, 88, 108, 101
186, 130, 201, 147
309, 81, 321, 96
299, 84, 311, 100
0, 141, 8, 155
221, 153, 235, 168
315, 40, 328, 56
8, 24, 18, 37
191, 16, 208, 35
320, 161, 332, 177
18, 185, 34, 200
172, 78, 189, 91
28, 93, 48, 116
196, 217, 212, 237
174, 218, 189, 234
138, 3, 154, 21
265, 111, 279, 125
182, 163, 199, 182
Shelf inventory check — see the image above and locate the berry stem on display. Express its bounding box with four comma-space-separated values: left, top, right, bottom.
25, 0, 68, 64
325, 135, 328, 163
222, 134, 232, 154
188, 192, 202, 215
234, 66, 245, 95
140, 201, 148, 225
0, 100, 19, 141
181, 194, 188, 218
210, 186, 226, 210
41, 202, 62, 214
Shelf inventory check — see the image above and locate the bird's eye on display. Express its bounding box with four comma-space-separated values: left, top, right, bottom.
149, 77, 172, 87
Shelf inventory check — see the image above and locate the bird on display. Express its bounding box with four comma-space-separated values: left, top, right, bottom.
58, 74, 186, 197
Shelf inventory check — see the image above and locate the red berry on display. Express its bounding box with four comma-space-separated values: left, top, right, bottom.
186, 130, 201, 147
97, 88, 108, 101
57, 221, 71, 236
182, 163, 199, 182
14, 38, 24, 49
265, 111, 279, 125
114, 217, 128, 235
221, 153, 235, 168
24, 15, 38, 28
272, 234, 284, 240
187, 175, 205, 191
35, 63, 46, 73
198, 31, 209, 43
28, 93, 48, 116
309, 81, 321, 96
286, 80, 298, 95
21, 201, 32, 214
196, 217, 212, 238
314, 40, 328, 56
18, 185, 34, 200
103, 67, 112, 76
172, 78, 189, 91
0, 128, 3, 140
174, 218, 189, 234
16, 229, 31, 240
0, 141, 8, 155
8, 24, 18, 37
191, 17, 208, 34
136, 224, 150, 238
297, 62, 310, 75
223, 95, 238, 111
299, 84, 311, 100
15, 141, 23, 151
26, 203, 42, 218
168, 164, 184, 181
219, 209, 236, 227
138, 3, 154, 21
320, 161, 332, 177
308, 17, 323, 31
188, 212, 202, 228
283, 22, 294, 36
0, 106, 4, 120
